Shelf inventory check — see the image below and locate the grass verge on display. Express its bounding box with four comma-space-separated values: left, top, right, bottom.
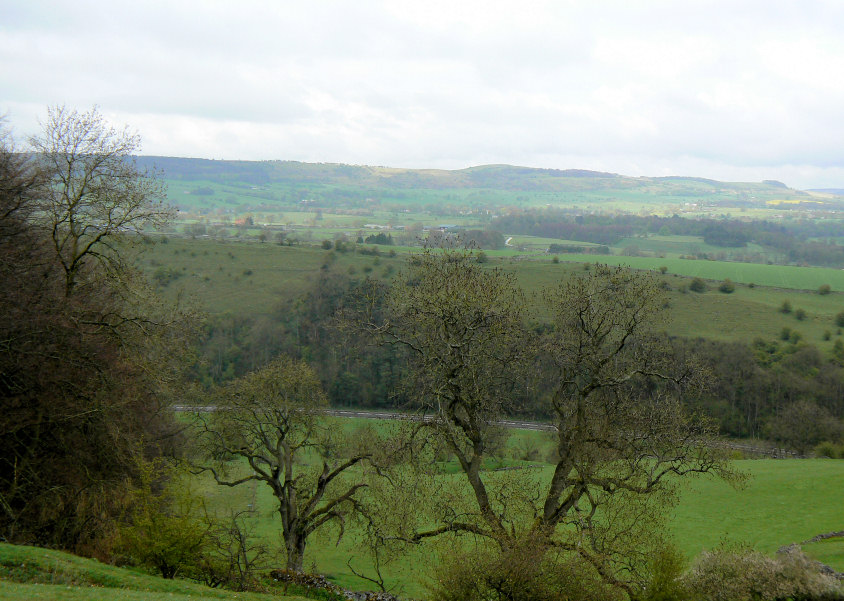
0, 542, 308, 601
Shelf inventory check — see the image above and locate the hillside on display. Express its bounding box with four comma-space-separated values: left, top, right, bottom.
135, 157, 834, 213
0, 543, 309, 601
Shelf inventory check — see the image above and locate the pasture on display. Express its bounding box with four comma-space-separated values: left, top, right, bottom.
530, 253, 844, 291
187, 416, 844, 597
142, 239, 406, 316
140, 237, 844, 349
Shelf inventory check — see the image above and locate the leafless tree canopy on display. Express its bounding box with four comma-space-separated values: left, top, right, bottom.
30, 106, 173, 295
198, 357, 381, 571
369, 249, 736, 595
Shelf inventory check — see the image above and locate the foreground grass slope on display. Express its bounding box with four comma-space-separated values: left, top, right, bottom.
0, 543, 308, 601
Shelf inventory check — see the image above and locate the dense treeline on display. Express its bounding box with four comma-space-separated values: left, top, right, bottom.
685, 339, 844, 446
193, 272, 406, 409
548, 243, 612, 254
0, 115, 190, 550
492, 211, 637, 245
492, 209, 844, 266
458, 228, 506, 249
192, 268, 843, 451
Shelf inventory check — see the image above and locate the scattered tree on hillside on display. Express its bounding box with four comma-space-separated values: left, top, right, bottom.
366, 250, 733, 596
364, 232, 393, 245
689, 277, 707, 293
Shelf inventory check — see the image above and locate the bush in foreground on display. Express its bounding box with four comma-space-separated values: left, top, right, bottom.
684, 544, 843, 601
635, 546, 690, 601
428, 543, 623, 601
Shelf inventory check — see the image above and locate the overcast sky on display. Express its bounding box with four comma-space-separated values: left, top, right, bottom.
2, 1, 843, 188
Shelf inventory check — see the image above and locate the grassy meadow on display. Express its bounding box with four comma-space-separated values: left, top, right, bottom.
185, 416, 844, 598
542, 252, 844, 290
7, 431, 838, 600
141, 236, 844, 350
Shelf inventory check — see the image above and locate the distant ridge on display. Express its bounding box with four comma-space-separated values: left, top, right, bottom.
462, 164, 619, 178
135, 156, 805, 192
133, 157, 840, 213
654, 175, 722, 185
808, 188, 844, 196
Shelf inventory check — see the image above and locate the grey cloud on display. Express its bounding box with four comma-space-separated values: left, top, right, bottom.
2, 0, 844, 188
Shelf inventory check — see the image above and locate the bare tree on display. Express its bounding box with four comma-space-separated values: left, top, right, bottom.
198, 356, 380, 571
201, 508, 275, 591
370, 250, 735, 596
0, 116, 45, 227
30, 106, 173, 295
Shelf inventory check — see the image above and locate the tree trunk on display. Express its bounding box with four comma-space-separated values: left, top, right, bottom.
285, 532, 306, 572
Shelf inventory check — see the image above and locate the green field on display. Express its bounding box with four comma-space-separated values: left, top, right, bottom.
143, 239, 409, 316
538, 253, 844, 291
140, 238, 844, 350
671, 459, 844, 561
185, 416, 844, 597
201, 457, 844, 597
4, 448, 840, 600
